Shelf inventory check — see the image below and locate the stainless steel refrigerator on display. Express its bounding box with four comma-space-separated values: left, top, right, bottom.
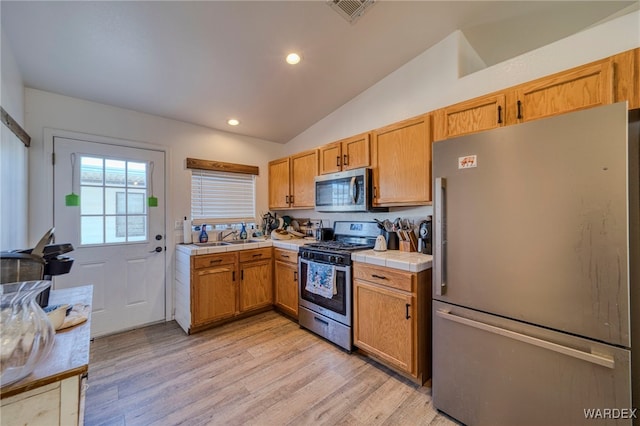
432, 102, 639, 426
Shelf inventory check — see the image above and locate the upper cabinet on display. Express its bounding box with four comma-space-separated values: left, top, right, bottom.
612, 48, 640, 110
433, 48, 638, 141
432, 94, 507, 140
371, 114, 432, 207
268, 149, 318, 210
512, 59, 613, 124
318, 132, 371, 175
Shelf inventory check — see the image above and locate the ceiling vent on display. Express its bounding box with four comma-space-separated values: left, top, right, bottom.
328, 0, 375, 24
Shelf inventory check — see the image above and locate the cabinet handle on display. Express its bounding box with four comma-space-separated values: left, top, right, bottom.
232, 271, 236, 281
252, 253, 263, 258
285, 195, 290, 204
343, 154, 348, 166
281, 254, 290, 259
405, 303, 411, 320
373, 186, 377, 198
497, 105, 502, 124
293, 271, 298, 282
371, 274, 387, 280
209, 259, 222, 265
336, 156, 341, 167
517, 100, 522, 120
290, 195, 294, 204
241, 270, 244, 280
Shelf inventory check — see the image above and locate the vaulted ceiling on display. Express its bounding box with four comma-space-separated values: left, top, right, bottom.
2, 1, 636, 143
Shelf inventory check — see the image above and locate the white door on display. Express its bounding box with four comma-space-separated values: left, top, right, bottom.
53, 137, 166, 337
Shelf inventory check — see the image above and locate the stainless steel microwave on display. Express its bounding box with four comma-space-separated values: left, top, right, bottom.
314, 168, 387, 212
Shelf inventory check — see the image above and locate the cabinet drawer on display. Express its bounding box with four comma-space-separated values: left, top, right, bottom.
353, 263, 414, 293
238, 248, 272, 263
193, 253, 236, 269
273, 248, 297, 264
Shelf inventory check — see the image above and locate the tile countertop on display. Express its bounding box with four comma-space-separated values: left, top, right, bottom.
176, 240, 433, 272
175, 238, 312, 255
352, 250, 433, 273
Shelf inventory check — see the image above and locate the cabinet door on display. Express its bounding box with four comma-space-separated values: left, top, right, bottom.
239, 259, 273, 312
434, 94, 507, 140
342, 132, 370, 171
193, 266, 236, 325
372, 114, 431, 206
354, 279, 416, 375
612, 47, 639, 110
268, 157, 291, 209
274, 259, 298, 318
290, 150, 317, 208
318, 142, 342, 175
514, 59, 613, 123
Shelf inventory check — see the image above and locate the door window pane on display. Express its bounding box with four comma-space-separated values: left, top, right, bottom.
81, 216, 104, 245
79, 155, 149, 245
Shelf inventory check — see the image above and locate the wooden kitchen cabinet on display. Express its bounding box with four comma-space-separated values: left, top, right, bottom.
512, 58, 613, 124
432, 93, 507, 141
192, 253, 237, 326
371, 114, 432, 206
612, 47, 639, 110
268, 149, 318, 209
273, 248, 299, 318
433, 50, 640, 141
353, 263, 431, 384
268, 158, 290, 210
239, 248, 273, 313
318, 132, 371, 175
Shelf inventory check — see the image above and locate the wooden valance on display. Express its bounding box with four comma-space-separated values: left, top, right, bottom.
186, 157, 259, 175
1, 106, 30, 147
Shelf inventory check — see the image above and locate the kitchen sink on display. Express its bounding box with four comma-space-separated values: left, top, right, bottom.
220, 240, 259, 245
192, 242, 228, 247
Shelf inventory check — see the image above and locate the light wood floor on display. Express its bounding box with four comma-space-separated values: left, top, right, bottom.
85, 310, 459, 426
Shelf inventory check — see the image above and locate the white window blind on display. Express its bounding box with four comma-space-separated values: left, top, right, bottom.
191, 169, 256, 224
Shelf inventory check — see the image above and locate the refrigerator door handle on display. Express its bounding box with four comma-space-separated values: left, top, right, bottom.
436, 309, 615, 369
434, 177, 446, 295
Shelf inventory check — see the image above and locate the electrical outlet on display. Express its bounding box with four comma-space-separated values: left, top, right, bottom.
174, 220, 183, 230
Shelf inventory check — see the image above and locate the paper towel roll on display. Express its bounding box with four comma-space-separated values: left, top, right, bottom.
183, 219, 192, 243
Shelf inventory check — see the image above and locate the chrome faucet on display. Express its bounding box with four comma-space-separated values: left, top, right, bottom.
219, 229, 238, 241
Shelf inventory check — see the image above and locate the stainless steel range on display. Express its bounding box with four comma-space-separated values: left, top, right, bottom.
298, 221, 379, 351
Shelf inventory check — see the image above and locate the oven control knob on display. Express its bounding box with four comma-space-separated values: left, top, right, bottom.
329, 255, 337, 263
336, 257, 343, 264
301, 252, 307, 259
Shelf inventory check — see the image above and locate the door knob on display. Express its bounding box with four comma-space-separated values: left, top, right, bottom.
155, 234, 163, 241
149, 247, 163, 253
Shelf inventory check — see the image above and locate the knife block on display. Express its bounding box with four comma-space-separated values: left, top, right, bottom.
399, 232, 418, 252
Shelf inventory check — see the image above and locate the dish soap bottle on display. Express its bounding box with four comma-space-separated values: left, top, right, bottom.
199, 224, 208, 243
239, 223, 247, 240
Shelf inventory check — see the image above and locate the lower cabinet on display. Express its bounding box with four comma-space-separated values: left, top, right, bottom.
192, 252, 237, 326
273, 248, 299, 318
353, 262, 431, 384
183, 248, 274, 333
239, 249, 273, 312
1, 375, 86, 426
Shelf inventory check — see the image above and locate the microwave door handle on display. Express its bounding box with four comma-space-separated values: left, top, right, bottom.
350, 176, 357, 204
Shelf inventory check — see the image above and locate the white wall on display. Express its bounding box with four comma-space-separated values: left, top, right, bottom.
280, 10, 640, 226
1, 28, 28, 250
25, 88, 285, 247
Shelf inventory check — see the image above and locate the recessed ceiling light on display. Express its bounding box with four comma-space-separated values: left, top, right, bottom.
286, 53, 301, 65
227, 119, 239, 126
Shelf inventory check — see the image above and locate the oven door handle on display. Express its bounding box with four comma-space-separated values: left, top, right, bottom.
299, 257, 350, 273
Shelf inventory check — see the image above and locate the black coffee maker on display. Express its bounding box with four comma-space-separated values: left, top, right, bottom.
417, 217, 432, 254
